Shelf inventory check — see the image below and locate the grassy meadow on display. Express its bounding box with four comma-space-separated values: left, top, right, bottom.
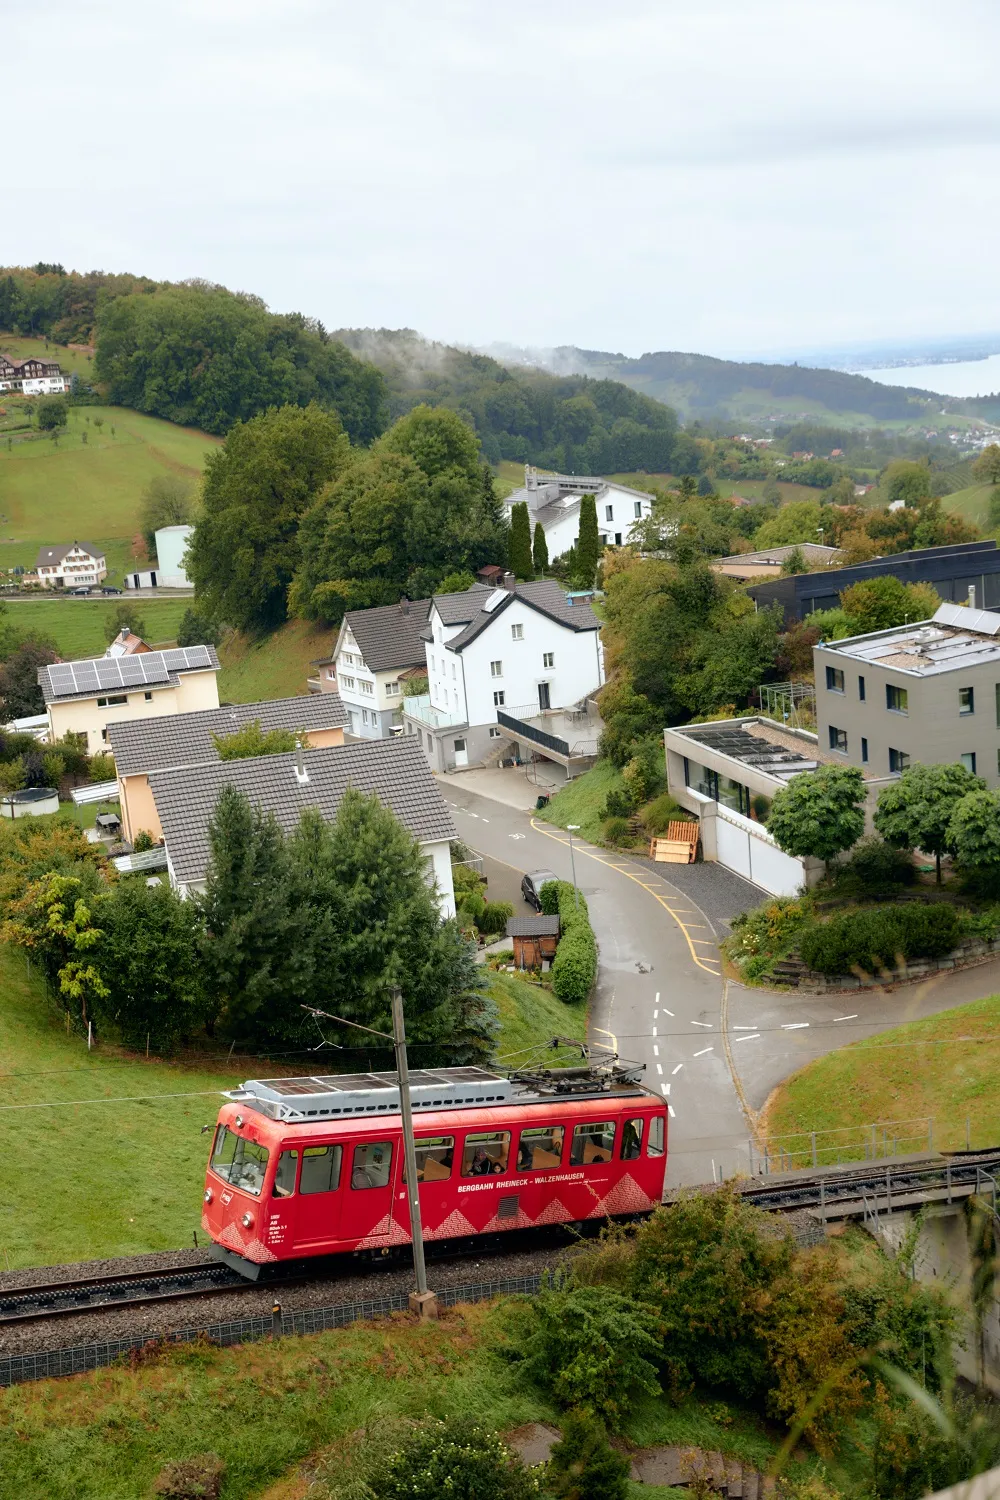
537, 760, 627, 845
5, 596, 192, 658
0, 334, 96, 380
943, 480, 997, 531
765, 991, 1000, 1156
216, 619, 332, 702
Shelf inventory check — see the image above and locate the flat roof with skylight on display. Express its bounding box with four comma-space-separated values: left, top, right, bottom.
822, 603, 1000, 677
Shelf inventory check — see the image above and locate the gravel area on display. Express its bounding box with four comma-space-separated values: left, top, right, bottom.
625, 853, 763, 931
0, 1240, 571, 1358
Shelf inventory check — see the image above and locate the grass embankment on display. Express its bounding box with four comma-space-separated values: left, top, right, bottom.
0, 402, 218, 584
766, 991, 1000, 1155
943, 481, 996, 530
0, 942, 582, 1268
536, 760, 626, 845
217, 619, 332, 702
5, 597, 192, 657
0, 1300, 800, 1500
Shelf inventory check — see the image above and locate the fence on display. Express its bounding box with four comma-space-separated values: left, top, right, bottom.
0, 1273, 543, 1388
753, 1116, 935, 1173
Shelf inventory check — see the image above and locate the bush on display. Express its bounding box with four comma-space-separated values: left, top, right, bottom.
478, 899, 513, 936
727, 898, 811, 982
153, 1453, 225, 1498
602, 815, 632, 845
546, 1411, 631, 1499
799, 902, 962, 976
641, 792, 686, 835
513, 1279, 661, 1426
133, 830, 155, 853
370, 1418, 540, 1499
832, 836, 915, 896
550, 881, 598, 1004
600, 788, 633, 819
88, 752, 116, 782
539, 879, 561, 916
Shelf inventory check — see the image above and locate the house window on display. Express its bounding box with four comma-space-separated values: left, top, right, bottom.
825, 666, 845, 693
361, 709, 370, 725
861, 736, 869, 763
858, 675, 866, 701
511, 623, 523, 641
490, 660, 503, 678
341, 675, 356, 691
96, 695, 127, 709
605, 504, 614, 522
543, 652, 555, 669
489, 727, 502, 739
451, 662, 456, 678
886, 684, 908, 714
493, 690, 505, 707
889, 747, 910, 774
961, 752, 977, 774
829, 726, 847, 753
959, 687, 975, 715
634, 501, 642, 519
615, 532, 622, 545
359, 679, 374, 695
385, 680, 400, 697
144, 691, 153, 702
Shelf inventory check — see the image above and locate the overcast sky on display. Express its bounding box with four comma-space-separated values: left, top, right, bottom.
8, 0, 1000, 360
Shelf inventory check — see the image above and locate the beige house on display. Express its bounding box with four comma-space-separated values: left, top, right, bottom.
39, 646, 221, 753
107, 695, 348, 844
34, 542, 107, 589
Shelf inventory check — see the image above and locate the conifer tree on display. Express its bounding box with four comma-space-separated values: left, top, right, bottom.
576, 495, 599, 586
532, 521, 549, 574
509, 501, 533, 578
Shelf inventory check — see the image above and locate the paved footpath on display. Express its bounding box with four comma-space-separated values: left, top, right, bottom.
442, 773, 1000, 1185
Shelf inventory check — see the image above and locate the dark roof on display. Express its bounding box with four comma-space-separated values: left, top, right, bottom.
107, 695, 349, 777
430, 584, 494, 626
507, 914, 560, 938
147, 737, 457, 886
343, 598, 432, 672
39, 646, 220, 705
35, 541, 103, 567
443, 580, 600, 653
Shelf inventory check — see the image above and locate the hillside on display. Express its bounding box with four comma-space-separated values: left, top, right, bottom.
0, 398, 218, 583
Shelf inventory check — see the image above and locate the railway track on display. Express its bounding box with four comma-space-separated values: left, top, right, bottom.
732, 1147, 1000, 1218
0, 1262, 248, 1326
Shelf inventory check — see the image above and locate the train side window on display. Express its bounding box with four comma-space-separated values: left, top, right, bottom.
620, 1118, 644, 1161
273, 1149, 299, 1197
210, 1126, 269, 1197
516, 1126, 565, 1172
300, 1145, 342, 1194
462, 1131, 510, 1176
570, 1121, 616, 1166
352, 1141, 393, 1190
404, 1136, 455, 1183
648, 1116, 665, 1157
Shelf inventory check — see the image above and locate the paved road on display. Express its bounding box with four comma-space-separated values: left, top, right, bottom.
445, 778, 1000, 1186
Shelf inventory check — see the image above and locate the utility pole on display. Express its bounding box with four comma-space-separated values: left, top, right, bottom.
301, 997, 437, 1320
567, 823, 580, 908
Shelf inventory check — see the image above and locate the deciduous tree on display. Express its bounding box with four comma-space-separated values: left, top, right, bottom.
93, 880, 207, 1049
768, 765, 866, 868
211, 720, 299, 760
839, 576, 940, 634
0, 639, 59, 718
874, 762, 984, 881
973, 444, 1000, 485
104, 603, 147, 644
947, 789, 1000, 873
139, 474, 195, 552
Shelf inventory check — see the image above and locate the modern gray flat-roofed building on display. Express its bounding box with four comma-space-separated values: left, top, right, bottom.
815, 601, 1000, 787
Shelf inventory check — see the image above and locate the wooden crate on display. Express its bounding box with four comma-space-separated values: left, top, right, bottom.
650, 822, 699, 864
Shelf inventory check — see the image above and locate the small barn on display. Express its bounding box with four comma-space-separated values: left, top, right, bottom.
507, 913, 560, 970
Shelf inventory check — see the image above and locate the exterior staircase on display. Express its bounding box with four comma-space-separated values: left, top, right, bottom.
630, 1446, 777, 1495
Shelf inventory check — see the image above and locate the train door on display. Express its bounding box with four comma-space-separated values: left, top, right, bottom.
401, 1134, 456, 1239
345, 1136, 397, 1243
279, 1143, 345, 1253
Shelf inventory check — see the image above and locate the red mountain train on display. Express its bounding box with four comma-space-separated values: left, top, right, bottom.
202, 1063, 668, 1277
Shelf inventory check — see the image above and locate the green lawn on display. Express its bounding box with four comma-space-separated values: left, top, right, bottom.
217, 619, 332, 702
5, 597, 192, 657
0, 403, 218, 584
765, 992, 1000, 1157
0, 334, 96, 380
943, 480, 996, 530
490, 970, 587, 1067
537, 760, 626, 845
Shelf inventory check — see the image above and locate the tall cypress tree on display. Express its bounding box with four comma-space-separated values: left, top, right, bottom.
509, 501, 533, 578
532, 521, 549, 574
576, 495, 599, 586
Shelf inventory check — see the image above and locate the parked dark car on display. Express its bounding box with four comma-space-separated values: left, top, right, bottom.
101, 586, 122, 594
70, 586, 91, 595
521, 869, 558, 910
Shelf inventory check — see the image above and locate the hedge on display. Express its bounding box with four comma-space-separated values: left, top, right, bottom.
799, 902, 962, 976
549, 880, 598, 1004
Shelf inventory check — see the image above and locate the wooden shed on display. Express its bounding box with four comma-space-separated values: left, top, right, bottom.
507, 913, 561, 970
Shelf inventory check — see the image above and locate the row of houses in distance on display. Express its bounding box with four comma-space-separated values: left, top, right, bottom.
0, 353, 69, 395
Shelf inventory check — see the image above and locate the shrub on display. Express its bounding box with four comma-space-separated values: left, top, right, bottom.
132, 830, 155, 853
600, 788, 633, 819
88, 752, 116, 782
550, 881, 598, 1004
799, 902, 962, 976
539, 879, 561, 916
478, 899, 513, 936
512, 1278, 661, 1425
832, 836, 915, 896
452, 862, 485, 899
727, 897, 811, 982
371, 1418, 540, 1499
546, 1411, 631, 1499
641, 791, 686, 835
602, 815, 632, 845
152, 1453, 225, 1498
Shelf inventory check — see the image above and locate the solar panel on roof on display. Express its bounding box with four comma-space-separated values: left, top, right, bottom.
73, 662, 101, 691
227, 1066, 512, 1121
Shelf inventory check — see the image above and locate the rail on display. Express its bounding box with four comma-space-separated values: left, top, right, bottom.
753, 1116, 935, 1173
737, 1149, 1000, 1226
496, 708, 599, 760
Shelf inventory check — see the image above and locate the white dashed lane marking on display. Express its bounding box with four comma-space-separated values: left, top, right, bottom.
671, 1063, 683, 1075
691, 1020, 712, 1028
693, 1046, 714, 1058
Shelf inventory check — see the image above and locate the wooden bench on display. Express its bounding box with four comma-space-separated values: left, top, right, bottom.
650, 822, 700, 864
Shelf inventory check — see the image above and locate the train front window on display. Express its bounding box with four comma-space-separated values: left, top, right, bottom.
462, 1131, 510, 1176
403, 1136, 454, 1183
273, 1149, 298, 1197
516, 1126, 565, 1172
300, 1145, 342, 1194
570, 1122, 616, 1166
620, 1118, 644, 1161
648, 1116, 665, 1157
352, 1141, 393, 1190
209, 1126, 269, 1197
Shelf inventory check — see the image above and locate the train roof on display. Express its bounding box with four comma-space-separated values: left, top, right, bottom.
224, 1061, 655, 1124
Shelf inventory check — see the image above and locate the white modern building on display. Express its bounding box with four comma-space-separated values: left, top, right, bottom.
503, 466, 654, 561
321, 597, 432, 738
154, 525, 194, 587
33, 541, 106, 589
403, 580, 604, 774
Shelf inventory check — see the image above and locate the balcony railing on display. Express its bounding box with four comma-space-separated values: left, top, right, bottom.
401, 693, 468, 731
497, 705, 601, 760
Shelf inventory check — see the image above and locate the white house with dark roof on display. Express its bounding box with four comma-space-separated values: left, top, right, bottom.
402, 580, 604, 774
39, 645, 221, 751
107, 694, 348, 845
33, 541, 106, 589
504, 467, 654, 559
145, 737, 458, 916
321, 597, 432, 738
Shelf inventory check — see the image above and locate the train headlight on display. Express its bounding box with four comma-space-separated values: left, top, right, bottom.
241, 1212, 254, 1229
203, 1189, 214, 1204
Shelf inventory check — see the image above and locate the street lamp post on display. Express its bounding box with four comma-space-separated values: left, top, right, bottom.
567, 823, 580, 907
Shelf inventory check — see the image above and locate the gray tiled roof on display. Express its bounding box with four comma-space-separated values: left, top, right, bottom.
344, 598, 432, 673
148, 737, 457, 886
506, 914, 560, 938
35, 541, 104, 567
107, 695, 349, 777
430, 584, 494, 626
446, 580, 600, 652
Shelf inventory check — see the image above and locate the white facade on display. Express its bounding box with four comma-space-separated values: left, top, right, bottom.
504, 473, 654, 561
336, 623, 406, 739
36, 544, 106, 588
154, 525, 195, 587
19, 376, 69, 396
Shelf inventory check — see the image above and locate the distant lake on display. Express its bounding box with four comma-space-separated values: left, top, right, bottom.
857, 353, 1000, 398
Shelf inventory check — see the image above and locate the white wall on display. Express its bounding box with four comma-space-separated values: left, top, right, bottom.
461, 598, 603, 726
154, 526, 194, 586
424, 839, 456, 918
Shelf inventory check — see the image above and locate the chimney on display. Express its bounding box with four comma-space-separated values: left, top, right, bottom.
502, 571, 516, 592
399, 596, 410, 615
294, 743, 309, 785
967, 583, 977, 610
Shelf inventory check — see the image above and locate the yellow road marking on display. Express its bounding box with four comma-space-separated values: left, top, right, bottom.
529, 819, 723, 977
593, 1024, 619, 1051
